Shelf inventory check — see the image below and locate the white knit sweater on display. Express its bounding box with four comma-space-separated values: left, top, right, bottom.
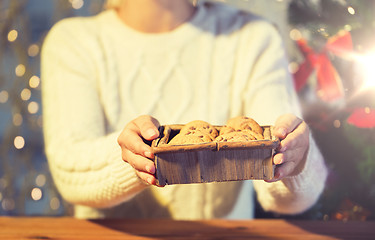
41, 2, 327, 219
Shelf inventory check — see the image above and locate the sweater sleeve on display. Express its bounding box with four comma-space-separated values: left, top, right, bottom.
41, 18, 147, 208
240, 21, 328, 214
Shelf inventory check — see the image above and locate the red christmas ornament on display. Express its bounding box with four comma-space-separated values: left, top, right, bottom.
347, 107, 375, 128
293, 31, 353, 102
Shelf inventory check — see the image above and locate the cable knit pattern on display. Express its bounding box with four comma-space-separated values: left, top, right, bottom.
41, 2, 327, 219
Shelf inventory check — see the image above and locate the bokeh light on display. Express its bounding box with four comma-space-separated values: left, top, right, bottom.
50, 197, 61, 210
13, 113, 23, 126
14, 136, 25, 149
20, 88, 31, 101
0, 90, 9, 103
28, 101, 39, 114
31, 188, 43, 201
7, 29, 18, 42
29, 75, 40, 88
15, 64, 26, 77
28, 44, 40, 57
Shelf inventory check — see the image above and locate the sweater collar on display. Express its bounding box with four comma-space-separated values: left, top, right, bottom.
102, 4, 207, 50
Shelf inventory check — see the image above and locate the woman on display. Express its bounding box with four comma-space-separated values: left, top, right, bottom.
42, 0, 327, 219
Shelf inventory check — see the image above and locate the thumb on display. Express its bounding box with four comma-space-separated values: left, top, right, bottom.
135, 115, 160, 140
274, 114, 302, 139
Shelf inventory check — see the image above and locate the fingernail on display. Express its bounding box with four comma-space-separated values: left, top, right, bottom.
144, 151, 153, 159
278, 128, 287, 137
147, 177, 153, 185
146, 165, 155, 174
146, 129, 158, 139
274, 155, 283, 165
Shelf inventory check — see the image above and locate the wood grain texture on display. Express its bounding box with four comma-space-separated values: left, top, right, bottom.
152, 125, 279, 185
1, 217, 374, 240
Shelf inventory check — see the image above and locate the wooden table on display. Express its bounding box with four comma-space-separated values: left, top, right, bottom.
0, 217, 374, 240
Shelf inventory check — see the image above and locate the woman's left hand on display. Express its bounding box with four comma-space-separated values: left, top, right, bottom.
267, 113, 310, 182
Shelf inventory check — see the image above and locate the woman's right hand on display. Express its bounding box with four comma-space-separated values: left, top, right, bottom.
117, 115, 160, 185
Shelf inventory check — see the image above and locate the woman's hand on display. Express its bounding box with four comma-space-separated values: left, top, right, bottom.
267, 114, 310, 182
117, 115, 160, 185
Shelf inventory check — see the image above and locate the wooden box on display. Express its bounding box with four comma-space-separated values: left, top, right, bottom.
151, 125, 279, 186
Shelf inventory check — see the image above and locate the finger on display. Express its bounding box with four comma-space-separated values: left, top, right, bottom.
274, 161, 297, 180
136, 171, 157, 185
122, 148, 155, 174
133, 115, 160, 141
118, 128, 153, 158
274, 114, 303, 139
278, 121, 309, 152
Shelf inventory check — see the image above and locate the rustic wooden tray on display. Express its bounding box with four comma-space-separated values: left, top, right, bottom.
151, 125, 279, 186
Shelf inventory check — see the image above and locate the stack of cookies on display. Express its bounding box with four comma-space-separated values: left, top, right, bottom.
168, 116, 263, 145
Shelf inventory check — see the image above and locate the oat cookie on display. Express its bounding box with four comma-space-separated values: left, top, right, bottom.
180, 120, 219, 138
219, 126, 235, 135
226, 116, 263, 135
168, 132, 213, 145
241, 129, 264, 140
214, 131, 256, 142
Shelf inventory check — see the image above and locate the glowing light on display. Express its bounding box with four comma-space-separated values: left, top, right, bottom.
0, 90, 9, 103
28, 101, 39, 114
15, 64, 26, 77
347, 6, 355, 15
21, 88, 31, 101
2, 198, 15, 211
50, 197, 61, 210
28, 44, 39, 57
357, 51, 375, 89
7, 30, 18, 42
14, 136, 25, 149
29, 75, 40, 88
333, 120, 341, 128
35, 174, 46, 187
289, 28, 302, 41
288, 62, 299, 74
31, 188, 43, 201
13, 113, 23, 126
71, 0, 84, 9
344, 24, 352, 32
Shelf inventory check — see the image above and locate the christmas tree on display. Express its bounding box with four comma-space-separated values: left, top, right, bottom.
262, 0, 375, 221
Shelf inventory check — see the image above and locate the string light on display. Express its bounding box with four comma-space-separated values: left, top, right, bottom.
28, 101, 39, 114
14, 136, 25, 149
28, 44, 39, 57
344, 24, 352, 31
35, 174, 46, 187
71, 0, 84, 9
289, 28, 302, 41
20, 88, 31, 101
13, 113, 23, 126
347, 6, 355, 15
288, 62, 299, 74
15, 64, 26, 77
31, 188, 42, 201
1, 198, 15, 211
0, 90, 9, 103
333, 120, 341, 128
50, 197, 60, 210
29, 75, 40, 88
7, 29, 18, 42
